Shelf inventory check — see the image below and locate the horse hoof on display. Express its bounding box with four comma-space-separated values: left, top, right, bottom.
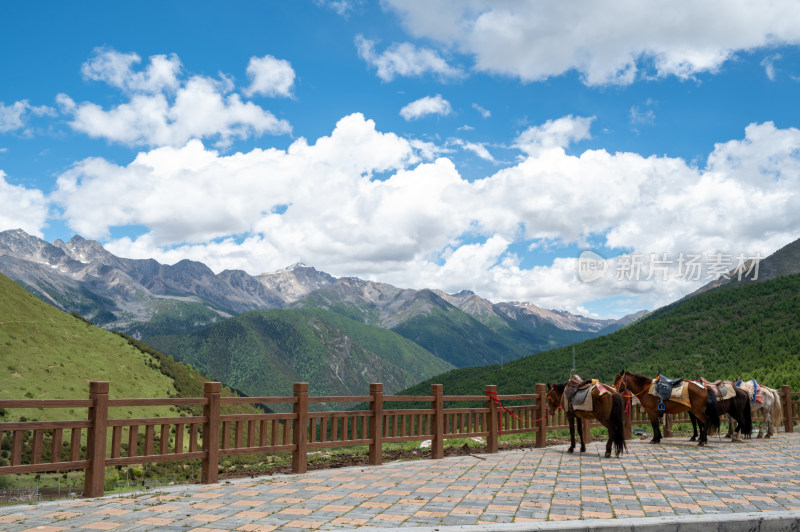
765, 434, 772, 439
567, 448, 574, 454
580, 448, 586, 453
604, 452, 611, 458
649, 440, 659, 445
698, 441, 706, 447
689, 437, 696, 442
757, 434, 763, 439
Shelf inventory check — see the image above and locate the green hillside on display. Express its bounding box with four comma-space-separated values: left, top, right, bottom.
146, 308, 455, 400
0, 273, 251, 422
391, 305, 597, 367
401, 273, 800, 396
298, 292, 598, 368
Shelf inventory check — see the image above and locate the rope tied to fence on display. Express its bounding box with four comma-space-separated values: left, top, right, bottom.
484, 390, 544, 435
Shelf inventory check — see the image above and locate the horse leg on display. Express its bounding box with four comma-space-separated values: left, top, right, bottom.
576, 417, 586, 453
765, 406, 773, 438
650, 416, 661, 444
601, 417, 613, 458
725, 413, 733, 438
688, 412, 698, 441
567, 413, 576, 453
698, 420, 707, 446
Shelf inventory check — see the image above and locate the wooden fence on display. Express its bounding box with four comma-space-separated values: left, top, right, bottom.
1, 382, 797, 498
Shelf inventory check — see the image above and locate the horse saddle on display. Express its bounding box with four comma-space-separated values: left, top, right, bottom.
565, 374, 593, 402
696, 377, 735, 401
654, 375, 683, 403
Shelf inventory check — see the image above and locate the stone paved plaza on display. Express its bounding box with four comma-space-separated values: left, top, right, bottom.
1, 433, 799, 531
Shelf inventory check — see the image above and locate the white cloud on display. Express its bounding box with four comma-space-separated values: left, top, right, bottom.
81, 48, 182, 93
630, 105, 655, 126
0, 100, 56, 134
514, 115, 593, 155
400, 94, 452, 121
59, 49, 291, 148
472, 103, 490, 118
244, 55, 296, 98
315, 0, 363, 17
356, 35, 463, 82
449, 138, 493, 161
0, 170, 49, 237
761, 54, 781, 81
383, 0, 800, 85
50, 113, 800, 316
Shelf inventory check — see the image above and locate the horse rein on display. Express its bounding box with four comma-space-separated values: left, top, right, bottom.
614, 371, 653, 398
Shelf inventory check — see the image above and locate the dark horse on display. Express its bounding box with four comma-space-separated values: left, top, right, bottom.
614, 370, 720, 446
689, 380, 752, 442
547, 380, 627, 457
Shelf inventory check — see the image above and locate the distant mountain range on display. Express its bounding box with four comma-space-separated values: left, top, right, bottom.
0, 228, 644, 375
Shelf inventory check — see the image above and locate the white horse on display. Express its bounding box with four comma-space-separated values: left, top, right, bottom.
730, 380, 783, 438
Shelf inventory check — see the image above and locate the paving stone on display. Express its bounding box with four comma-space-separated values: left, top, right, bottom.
4, 435, 800, 530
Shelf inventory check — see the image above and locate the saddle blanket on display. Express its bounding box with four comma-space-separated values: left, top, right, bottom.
695, 378, 737, 401
649, 379, 692, 407
714, 382, 737, 401
736, 379, 764, 403
566, 380, 610, 411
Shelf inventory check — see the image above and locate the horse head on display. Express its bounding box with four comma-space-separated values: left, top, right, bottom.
613, 370, 626, 390
546, 382, 563, 411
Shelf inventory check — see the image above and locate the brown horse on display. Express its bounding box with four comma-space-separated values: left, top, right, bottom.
614, 370, 720, 446
547, 380, 627, 457
688, 381, 751, 441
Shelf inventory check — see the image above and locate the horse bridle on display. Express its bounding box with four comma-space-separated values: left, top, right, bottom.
613, 370, 627, 392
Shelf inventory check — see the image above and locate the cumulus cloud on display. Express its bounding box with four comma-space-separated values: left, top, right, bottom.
383, 0, 800, 85
0, 100, 56, 135
244, 55, 296, 98
0, 171, 49, 236
400, 94, 453, 121
50, 113, 800, 314
514, 115, 594, 154
356, 35, 463, 82
81, 48, 182, 93
59, 48, 291, 148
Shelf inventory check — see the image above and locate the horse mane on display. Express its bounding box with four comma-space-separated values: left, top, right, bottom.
622, 370, 652, 382
549, 381, 568, 393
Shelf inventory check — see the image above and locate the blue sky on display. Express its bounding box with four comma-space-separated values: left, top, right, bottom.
2, 0, 800, 318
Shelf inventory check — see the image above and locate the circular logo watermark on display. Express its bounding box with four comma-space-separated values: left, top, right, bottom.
577, 250, 609, 283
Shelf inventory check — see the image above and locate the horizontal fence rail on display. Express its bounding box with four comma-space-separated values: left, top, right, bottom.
1, 382, 796, 498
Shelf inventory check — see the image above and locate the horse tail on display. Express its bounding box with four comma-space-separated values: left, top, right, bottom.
741, 395, 753, 438
770, 388, 783, 429
705, 389, 721, 432
610, 393, 627, 456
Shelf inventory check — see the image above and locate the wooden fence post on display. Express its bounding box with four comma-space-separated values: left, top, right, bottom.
535, 383, 547, 448
369, 383, 383, 465
292, 382, 308, 474
201, 382, 221, 484
783, 385, 794, 433
622, 393, 633, 440
431, 384, 444, 459
485, 385, 498, 453
582, 418, 592, 445
83, 381, 109, 498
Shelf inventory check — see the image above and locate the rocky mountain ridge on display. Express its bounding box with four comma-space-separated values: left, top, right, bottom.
0, 228, 643, 367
